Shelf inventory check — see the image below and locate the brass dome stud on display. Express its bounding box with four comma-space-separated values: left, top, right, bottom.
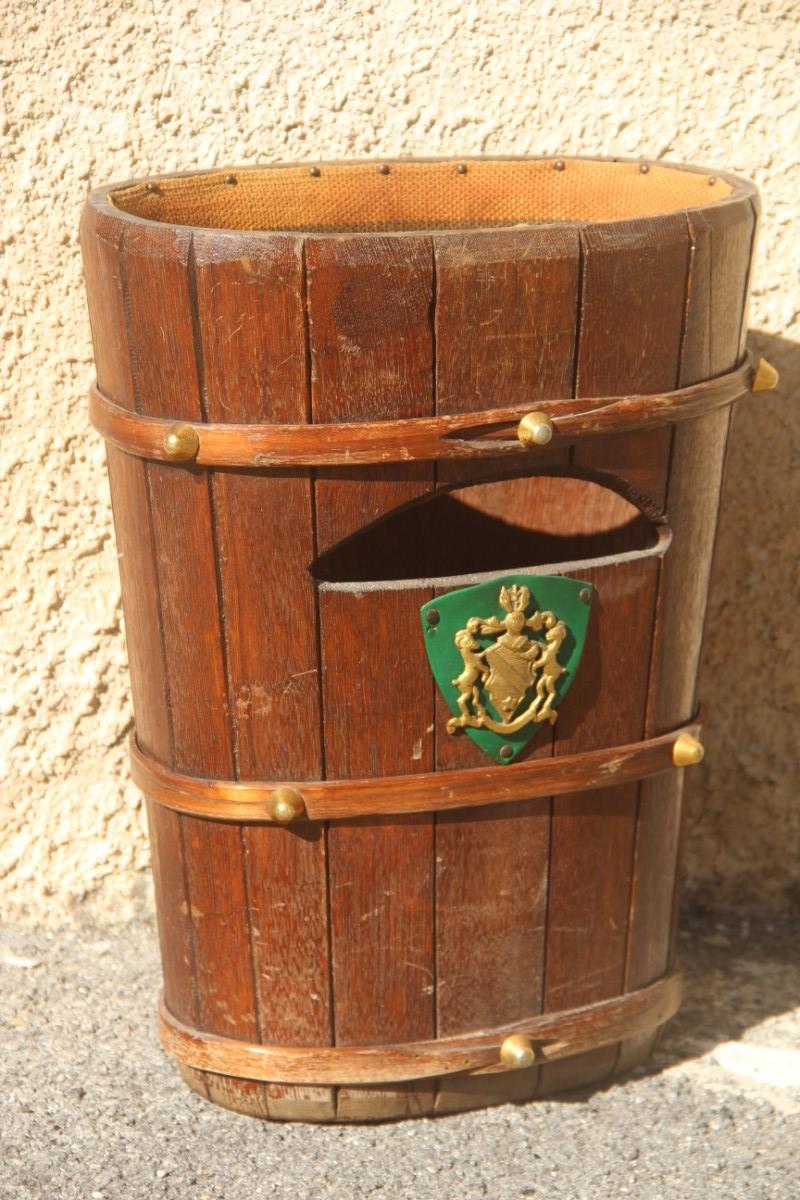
267, 787, 306, 825
517, 411, 554, 448
751, 357, 779, 393
500, 1033, 536, 1070
672, 733, 704, 768
162, 422, 200, 462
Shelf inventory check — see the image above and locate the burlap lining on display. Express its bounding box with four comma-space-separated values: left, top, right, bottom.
110, 159, 733, 233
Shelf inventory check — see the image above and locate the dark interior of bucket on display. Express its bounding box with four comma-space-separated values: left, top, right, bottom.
109, 159, 734, 233
312, 474, 662, 587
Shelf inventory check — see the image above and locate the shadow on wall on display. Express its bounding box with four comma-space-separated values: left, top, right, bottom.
684, 329, 800, 915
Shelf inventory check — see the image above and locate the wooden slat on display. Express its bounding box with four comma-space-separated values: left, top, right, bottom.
79, 208, 203, 1095
307, 234, 437, 1119
432, 227, 580, 1111
618, 197, 757, 1074
540, 215, 690, 1095
308, 235, 434, 549
121, 222, 265, 1114
191, 229, 334, 1119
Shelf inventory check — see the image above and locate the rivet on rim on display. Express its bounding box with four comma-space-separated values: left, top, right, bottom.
225, 173, 237, 185
554, 159, 566, 171
517, 411, 554, 448
708, 176, 717, 185
378, 164, 390, 175
456, 163, 467, 174
145, 182, 159, 194
162, 423, 200, 463
499, 745, 515, 761
640, 162, 650, 174
308, 166, 321, 177
426, 608, 440, 627
579, 588, 592, 605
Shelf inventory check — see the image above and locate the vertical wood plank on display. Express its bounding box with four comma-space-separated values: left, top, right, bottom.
121, 222, 265, 1115
307, 235, 437, 1119
619, 198, 757, 1072
432, 228, 580, 1111
540, 215, 689, 1095
309, 234, 435, 550
192, 230, 334, 1119
80, 209, 202, 1093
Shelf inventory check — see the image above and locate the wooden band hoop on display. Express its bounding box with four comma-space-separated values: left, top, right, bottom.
131, 720, 702, 824
90, 354, 769, 469
158, 968, 682, 1085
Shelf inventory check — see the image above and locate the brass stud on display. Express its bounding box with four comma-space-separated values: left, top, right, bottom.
517, 411, 554, 448
751, 357, 779, 393
499, 744, 514, 761
145, 181, 159, 194
640, 162, 650, 174
500, 1034, 536, 1070
579, 587, 592, 605
268, 787, 306, 825
225, 173, 237, 185
672, 733, 704, 768
456, 163, 467, 175
426, 608, 440, 627
554, 159, 566, 171
308, 165, 321, 177
378, 164, 390, 175
708, 176, 717, 186
162, 422, 200, 462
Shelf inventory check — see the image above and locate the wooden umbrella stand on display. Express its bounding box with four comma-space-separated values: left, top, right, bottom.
81, 156, 772, 1122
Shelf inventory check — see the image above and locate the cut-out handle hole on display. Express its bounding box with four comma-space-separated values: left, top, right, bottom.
312, 474, 663, 587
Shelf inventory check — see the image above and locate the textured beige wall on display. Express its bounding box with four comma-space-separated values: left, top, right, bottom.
1, 0, 797, 924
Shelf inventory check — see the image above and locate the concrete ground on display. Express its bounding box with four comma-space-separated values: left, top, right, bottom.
1, 913, 797, 1200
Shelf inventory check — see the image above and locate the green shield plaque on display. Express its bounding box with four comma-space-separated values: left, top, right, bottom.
420, 575, 592, 765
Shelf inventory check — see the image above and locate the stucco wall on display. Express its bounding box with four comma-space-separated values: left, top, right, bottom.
1, 0, 797, 924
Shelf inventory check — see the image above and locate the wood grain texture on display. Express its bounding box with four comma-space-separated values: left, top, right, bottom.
432, 227, 581, 1111
540, 214, 691, 1096
307, 235, 437, 1118
79, 207, 203, 1097
120, 221, 266, 1113
623, 198, 757, 1057
191, 229, 334, 1119
307, 235, 434, 548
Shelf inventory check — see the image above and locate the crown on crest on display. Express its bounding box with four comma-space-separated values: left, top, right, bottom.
498, 584, 530, 614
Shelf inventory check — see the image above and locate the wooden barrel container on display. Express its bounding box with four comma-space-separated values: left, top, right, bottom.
81, 157, 768, 1122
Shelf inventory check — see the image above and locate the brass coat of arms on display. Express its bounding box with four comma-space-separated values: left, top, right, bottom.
421, 575, 592, 764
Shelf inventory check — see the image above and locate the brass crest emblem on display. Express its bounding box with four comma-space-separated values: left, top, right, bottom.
421, 575, 592, 764
449, 584, 566, 735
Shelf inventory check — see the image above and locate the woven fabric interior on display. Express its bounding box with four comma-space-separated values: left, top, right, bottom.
110, 159, 733, 233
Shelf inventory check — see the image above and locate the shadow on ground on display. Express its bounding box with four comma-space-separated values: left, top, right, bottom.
1, 910, 798, 1200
